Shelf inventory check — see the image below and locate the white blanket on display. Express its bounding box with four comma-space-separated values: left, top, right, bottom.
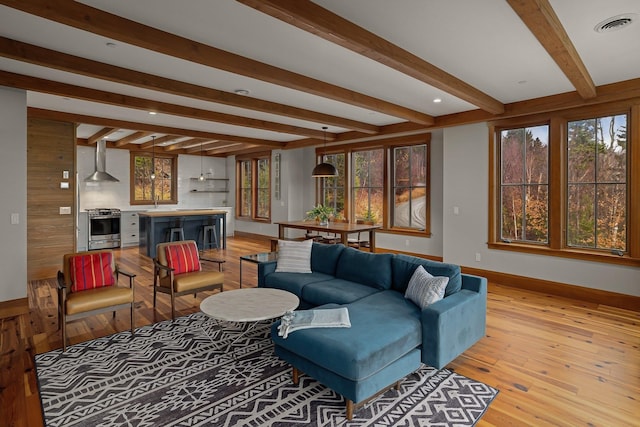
277, 307, 351, 339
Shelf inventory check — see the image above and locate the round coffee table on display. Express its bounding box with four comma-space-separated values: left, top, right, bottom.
200, 288, 299, 352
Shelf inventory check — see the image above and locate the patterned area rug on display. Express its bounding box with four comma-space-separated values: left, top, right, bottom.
35, 312, 498, 426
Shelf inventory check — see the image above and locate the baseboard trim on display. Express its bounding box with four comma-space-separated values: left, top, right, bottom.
0, 297, 29, 319
462, 266, 640, 312
234, 230, 273, 242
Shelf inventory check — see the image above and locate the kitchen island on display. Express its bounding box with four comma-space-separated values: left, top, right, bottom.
139, 209, 227, 258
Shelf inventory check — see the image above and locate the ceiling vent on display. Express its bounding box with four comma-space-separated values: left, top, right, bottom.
595, 14, 636, 33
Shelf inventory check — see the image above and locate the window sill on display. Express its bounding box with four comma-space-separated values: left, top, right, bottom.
487, 241, 640, 267
235, 216, 271, 224
379, 228, 432, 238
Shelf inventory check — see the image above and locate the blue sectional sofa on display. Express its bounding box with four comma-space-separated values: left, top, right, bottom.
257, 243, 487, 419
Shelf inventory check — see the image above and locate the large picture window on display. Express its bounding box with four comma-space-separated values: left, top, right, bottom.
352, 149, 384, 223
130, 152, 177, 205
392, 145, 427, 230
490, 106, 638, 265
499, 125, 549, 243
315, 136, 430, 235
236, 154, 271, 221
567, 115, 627, 251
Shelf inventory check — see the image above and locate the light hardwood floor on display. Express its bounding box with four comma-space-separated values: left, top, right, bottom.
0, 236, 638, 426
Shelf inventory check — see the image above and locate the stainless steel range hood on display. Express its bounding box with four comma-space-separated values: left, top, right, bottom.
85, 140, 119, 182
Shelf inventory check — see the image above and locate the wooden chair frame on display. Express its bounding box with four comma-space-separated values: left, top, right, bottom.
57, 252, 136, 351
153, 241, 224, 320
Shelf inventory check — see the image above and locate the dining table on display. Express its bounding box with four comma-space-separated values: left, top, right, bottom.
275, 220, 380, 252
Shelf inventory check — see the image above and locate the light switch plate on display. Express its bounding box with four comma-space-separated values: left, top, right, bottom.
63, 170, 69, 179
59, 206, 71, 215
60, 182, 69, 189
10, 213, 19, 224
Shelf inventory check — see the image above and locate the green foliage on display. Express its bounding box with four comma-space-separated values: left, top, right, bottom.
306, 204, 335, 222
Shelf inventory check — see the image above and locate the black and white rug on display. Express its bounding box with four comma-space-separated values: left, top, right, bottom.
35, 312, 498, 426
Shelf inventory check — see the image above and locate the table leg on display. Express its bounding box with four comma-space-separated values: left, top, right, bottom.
340, 232, 348, 246
239, 258, 244, 288
369, 230, 376, 252
279, 224, 285, 239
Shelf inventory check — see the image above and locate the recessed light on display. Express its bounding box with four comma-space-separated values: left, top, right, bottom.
106, 42, 117, 48
595, 13, 637, 33
518, 80, 528, 85
234, 89, 250, 96
149, 111, 157, 115
433, 98, 442, 103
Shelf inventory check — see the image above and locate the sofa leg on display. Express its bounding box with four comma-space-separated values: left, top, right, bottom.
292, 366, 299, 385
346, 399, 354, 420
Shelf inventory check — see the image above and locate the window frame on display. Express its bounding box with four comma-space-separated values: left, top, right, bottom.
129, 151, 178, 206
315, 134, 431, 237
235, 152, 271, 222
489, 102, 640, 266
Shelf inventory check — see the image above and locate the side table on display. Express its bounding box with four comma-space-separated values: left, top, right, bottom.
239, 251, 277, 288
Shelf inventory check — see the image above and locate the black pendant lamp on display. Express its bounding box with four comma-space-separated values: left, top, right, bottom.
312, 126, 338, 178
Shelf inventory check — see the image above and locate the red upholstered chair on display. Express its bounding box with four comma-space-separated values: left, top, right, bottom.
57, 250, 136, 351
153, 240, 224, 320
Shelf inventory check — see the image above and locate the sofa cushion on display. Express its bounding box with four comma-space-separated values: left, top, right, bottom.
311, 242, 345, 275
276, 239, 313, 273
272, 290, 421, 381
302, 278, 381, 306
392, 254, 462, 296
404, 265, 448, 309
335, 247, 393, 290
263, 271, 334, 298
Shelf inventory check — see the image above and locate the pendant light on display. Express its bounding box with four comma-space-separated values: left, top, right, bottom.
199, 142, 205, 181
150, 135, 156, 180
312, 126, 338, 177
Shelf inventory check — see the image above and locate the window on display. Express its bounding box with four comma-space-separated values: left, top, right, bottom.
499, 125, 549, 243
352, 149, 384, 223
567, 115, 627, 251
130, 152, 177, 205
320, 153, 345, 217
490, 106, 638, 265
315, 136, 430, 235
392, 145, 428, 230
236, 154, 271, 221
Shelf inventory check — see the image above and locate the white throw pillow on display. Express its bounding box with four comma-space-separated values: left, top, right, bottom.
404, 265, 449, 310
275, 239, 313, 273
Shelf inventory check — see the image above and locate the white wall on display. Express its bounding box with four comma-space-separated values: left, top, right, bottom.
78, 145, 228, 211
442, 123, 640, 297
0, 87, 27, 302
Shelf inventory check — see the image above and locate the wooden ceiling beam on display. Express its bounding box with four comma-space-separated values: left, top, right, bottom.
0, 1, 432, 125
207, 144, 261, 156
87, 127, 117, 144
139, 135, 181, 149
112, 131, 151, 147
0, 70, 336, 140
164, 138, 212, 152
28, 108, 287, 148
506, 0, 596, 99
0, 37, 379, 135
239, 0, 504, 115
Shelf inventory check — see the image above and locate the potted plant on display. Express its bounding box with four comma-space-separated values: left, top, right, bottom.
306, 204, 334, 226
360, 209, 377, 225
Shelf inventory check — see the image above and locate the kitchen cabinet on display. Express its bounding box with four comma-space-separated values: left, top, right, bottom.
77, 211, 88, 251
121, 211, 141, 247
189, 178, 229, 193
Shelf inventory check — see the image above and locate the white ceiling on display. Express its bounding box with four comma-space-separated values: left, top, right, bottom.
0, 0, 638, 152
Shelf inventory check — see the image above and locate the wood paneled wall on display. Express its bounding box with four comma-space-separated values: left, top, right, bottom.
27, 118, 76, 280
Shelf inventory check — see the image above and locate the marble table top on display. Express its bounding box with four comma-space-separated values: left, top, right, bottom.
200, 288, 299, 322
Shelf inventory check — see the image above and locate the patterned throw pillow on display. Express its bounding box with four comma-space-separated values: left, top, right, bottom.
404, 265, 449, 310
165, 242, 201, 274
275, 239, 313, 273
70, 252, 115, 292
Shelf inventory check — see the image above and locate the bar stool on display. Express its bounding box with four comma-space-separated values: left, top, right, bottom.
165, 217, 185, 242
200, 217, 219, 250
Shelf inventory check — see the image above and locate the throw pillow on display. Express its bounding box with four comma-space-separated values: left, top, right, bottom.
404, 265, 449, 310
276, 239, 313, 273
69, 252, 115, 292
165, 242, 201, 274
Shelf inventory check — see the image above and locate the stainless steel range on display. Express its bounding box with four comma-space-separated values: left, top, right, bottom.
87, 208, 121, 250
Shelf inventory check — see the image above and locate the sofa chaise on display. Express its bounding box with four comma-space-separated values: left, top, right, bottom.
257, 242, 487, 419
